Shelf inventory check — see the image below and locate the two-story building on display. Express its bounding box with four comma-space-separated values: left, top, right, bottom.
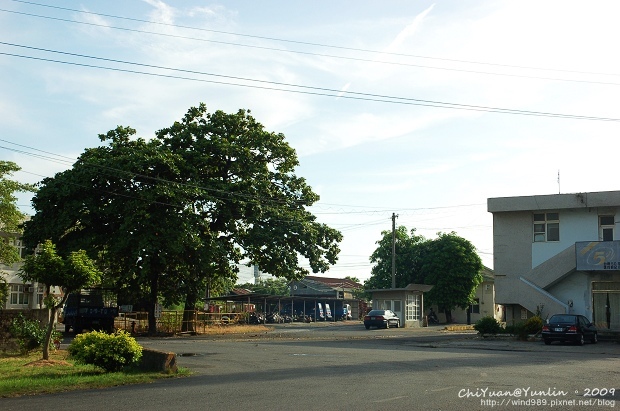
488, 190, 620, 330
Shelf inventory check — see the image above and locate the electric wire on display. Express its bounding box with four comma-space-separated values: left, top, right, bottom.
4, 137, 492, 224
3, 8, 620, 88
7, 0, 620, 79
2, 47, 619, 122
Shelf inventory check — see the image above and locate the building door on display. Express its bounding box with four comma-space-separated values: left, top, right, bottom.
592, 282, 620, 330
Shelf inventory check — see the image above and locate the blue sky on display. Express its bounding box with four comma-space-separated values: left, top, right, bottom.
2, 0, 620, 284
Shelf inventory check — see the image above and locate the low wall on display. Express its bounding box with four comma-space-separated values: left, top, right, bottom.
138, 347, 178, 374
0, 309, 51, 351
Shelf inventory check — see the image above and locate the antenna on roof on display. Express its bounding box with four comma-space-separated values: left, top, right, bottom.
557, 170, 560, 194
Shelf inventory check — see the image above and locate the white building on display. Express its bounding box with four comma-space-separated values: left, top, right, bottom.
488, 190, 620, 330
1, 234, 43, 309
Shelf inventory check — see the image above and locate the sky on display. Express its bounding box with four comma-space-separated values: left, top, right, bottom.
2, 0, 620, 284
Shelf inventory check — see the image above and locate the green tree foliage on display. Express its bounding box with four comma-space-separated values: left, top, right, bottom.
365, 226, 426, 290
22, 103, 342, 335
0, 161, 35, 266
365, 228, 482, 323
19, 240, 102, 359
419, 232, 483, 323
9, 313, 61, 354
236, 278, 291, 295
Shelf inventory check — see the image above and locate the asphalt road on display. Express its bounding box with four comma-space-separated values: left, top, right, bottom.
2, 322, 619, 410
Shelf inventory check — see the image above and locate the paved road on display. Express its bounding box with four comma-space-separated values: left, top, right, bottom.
2, 322, 619, 410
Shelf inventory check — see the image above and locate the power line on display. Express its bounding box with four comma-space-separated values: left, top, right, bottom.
3, 141, 494, 231
3, 8, 620, 88
7, 0, 620, 79
0, 141, 314, 212
2, 45, 619, 122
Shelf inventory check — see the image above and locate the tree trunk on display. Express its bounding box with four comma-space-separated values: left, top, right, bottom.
444, 309, 453, 324
42, 307, 57, 360
182, 291, 197, 333
42, 291, 68, 360
148, 273, 159, 336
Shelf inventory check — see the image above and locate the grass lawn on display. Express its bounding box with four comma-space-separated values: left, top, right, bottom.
0, 324, 272, 398
0, 350, 190, 398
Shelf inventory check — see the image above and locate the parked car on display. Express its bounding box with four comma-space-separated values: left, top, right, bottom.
541, 314, 598, 345
364, 309, 400, 329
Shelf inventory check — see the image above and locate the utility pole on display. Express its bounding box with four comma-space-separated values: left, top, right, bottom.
391, 212, 398, 288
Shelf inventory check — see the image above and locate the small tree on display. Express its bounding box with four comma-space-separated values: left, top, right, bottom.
0, 161, 35, 309
19, 240, 101, 360
0, 161, 35, 267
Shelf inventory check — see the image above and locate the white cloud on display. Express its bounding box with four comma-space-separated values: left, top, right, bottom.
142, 0, 177, 25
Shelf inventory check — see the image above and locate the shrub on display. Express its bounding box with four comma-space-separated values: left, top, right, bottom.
517, 316, 543, 340
473, 316, 503, 335
507, 316, 544, 340
523, 316, 543, 335
9, 314, 61, 353
68, 330, 143, 372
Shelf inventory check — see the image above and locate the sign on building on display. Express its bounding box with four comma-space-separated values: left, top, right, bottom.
576, 241, 620, 271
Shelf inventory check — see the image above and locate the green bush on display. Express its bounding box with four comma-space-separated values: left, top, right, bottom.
68, 330, 143, 372
473, 316, 503, 335
523, 316, 543, 335
9, 314, 60, 353
507, 316, 544, 340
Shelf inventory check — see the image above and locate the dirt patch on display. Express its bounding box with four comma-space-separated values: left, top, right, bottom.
24, 359, 73, 367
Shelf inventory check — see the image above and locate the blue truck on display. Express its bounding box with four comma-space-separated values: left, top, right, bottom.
62, 290, 118, 334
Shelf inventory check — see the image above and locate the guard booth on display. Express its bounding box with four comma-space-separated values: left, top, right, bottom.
366, 284, 433, 328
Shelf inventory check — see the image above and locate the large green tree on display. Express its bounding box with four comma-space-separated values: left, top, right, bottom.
23, 127, 188, 334
365, 227, 482, 323
154, 105, 342, 326
19, 240, 101, 360
23, 104, 342, 334
418, 232, 483, 323
365, 226, 426, 290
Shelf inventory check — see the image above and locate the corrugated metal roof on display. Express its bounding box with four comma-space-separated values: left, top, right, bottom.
305, 276, 362, 289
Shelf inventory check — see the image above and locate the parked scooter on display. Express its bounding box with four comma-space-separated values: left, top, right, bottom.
249, 312, 266, 324
428, 308, 439, 324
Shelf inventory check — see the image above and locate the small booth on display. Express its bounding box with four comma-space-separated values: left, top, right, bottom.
367, 284, 433, 328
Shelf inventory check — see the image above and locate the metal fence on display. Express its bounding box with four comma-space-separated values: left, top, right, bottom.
114, 310, 251, 335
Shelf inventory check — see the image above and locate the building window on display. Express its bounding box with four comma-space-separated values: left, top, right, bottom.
600, 215, 615, 241
2, 237, 25, 259
9, 284, 29, 305
469, 298, 480, 314
406, 294, 420, 321
533, 212, 559, 242
15, 238, 25, 258
37, 285, 45, 307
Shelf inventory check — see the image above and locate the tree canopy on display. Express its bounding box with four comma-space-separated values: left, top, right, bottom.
0, 161, 35, 266
23, 103, 342, 334
365, 227, 483, 322
365, 226, 426, 290
236, 278, 291, 296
